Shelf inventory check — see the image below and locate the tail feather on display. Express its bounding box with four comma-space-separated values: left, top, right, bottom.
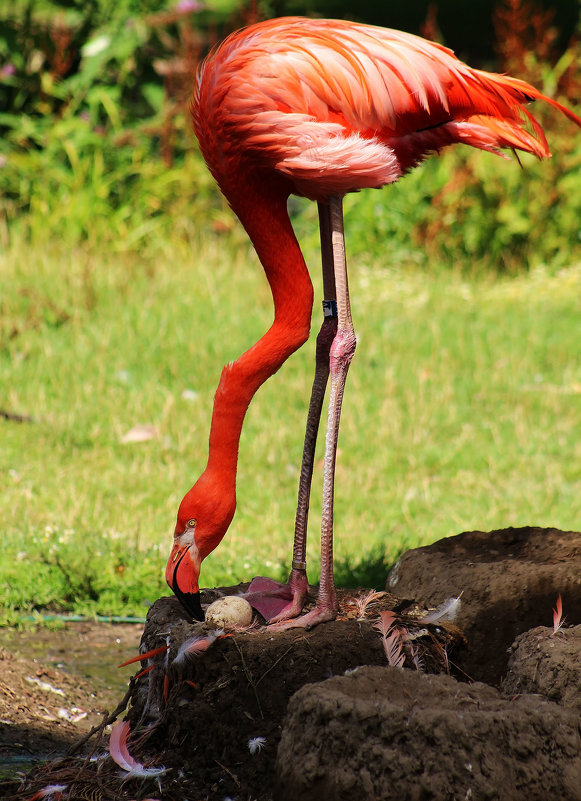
452, 114, 550, 159
469, 71, 581, 158
492, 72, 581, 128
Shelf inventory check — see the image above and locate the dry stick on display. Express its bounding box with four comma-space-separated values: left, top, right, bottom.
66, 679, 135, 758
232, 639, 263, 719
215, 759, 241, 789
0, 409, 36, 423
254, 643, 296, 687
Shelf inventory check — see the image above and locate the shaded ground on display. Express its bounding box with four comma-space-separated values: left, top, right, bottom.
0, 623, 142, 793
3, 527, 581, 801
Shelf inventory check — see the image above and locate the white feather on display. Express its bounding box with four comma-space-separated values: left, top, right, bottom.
423, 594, 462, 624
248, 736, 266, 755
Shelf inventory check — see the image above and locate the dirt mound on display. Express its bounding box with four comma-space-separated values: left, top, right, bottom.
503, 623, 581, 708
277, 665, 581, 801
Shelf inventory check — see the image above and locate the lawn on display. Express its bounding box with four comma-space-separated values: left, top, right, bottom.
1, 223, 580, 622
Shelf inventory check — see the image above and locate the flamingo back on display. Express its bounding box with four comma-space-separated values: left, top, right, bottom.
193, 17, 580, 200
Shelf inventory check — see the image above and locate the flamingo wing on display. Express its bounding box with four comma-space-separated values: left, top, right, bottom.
193, 17, 580, 200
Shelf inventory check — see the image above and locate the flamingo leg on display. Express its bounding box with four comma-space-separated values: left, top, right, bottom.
292, 203, 338, 570
270, 194, 355, 629
245, 203, 337, 623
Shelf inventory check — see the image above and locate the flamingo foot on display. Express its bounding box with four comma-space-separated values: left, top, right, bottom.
268, 603, 337, 631
244, 572, 309, 623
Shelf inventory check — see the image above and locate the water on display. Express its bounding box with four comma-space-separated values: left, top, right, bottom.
0, 620, 143, 699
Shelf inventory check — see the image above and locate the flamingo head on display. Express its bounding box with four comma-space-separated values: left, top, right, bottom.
166, 518, 204, 620
166, 477, 236, 621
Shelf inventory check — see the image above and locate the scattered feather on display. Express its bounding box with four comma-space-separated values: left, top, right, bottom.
118, 645, 169, 668
88, 752, 109, 762
384, 630, 405, 669
109, 721, 166, 777
57, 706, 87, 723
354, 590, 387, 619
119, 424, 158, 444
173, 631, 223, 664
408, 641, 425, 672
552, 594, 565, 635
26, 785, 67, 801
24, 677, 65, 696
423, 594, 463, 624
405, 627, 429, 641
373, 610, 405, 668
135, 664, 155, 680
248, 736, 266, 755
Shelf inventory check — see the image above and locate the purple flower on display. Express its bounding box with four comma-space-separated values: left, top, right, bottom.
175, 0, 204, 12
1, 63, 16, 77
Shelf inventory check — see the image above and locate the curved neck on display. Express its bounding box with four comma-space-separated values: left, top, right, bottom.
202, 177, 314, 496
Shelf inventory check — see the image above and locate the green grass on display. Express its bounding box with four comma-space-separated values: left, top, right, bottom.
1, 226, 580, 621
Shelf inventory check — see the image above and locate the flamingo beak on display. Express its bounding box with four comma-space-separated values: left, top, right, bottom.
174, 586, 204, 621
167, 544, 205, 622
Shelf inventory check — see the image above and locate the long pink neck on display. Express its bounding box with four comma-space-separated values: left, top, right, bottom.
202, 177, 314, 501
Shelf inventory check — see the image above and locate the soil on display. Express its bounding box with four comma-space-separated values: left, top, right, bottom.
2, 527, 581, 801
503, 623, 581, 708
0, 623, 142, 794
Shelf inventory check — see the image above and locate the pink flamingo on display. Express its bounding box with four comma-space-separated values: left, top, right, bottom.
166, 17, 580, 628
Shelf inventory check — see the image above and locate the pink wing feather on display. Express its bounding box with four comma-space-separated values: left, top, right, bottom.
109, 720, 166, 777
193, 17, 581, 201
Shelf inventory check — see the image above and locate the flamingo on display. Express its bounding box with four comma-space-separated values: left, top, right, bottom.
166, 16, 580, 628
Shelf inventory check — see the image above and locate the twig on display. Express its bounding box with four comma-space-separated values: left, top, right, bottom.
0, 409, 36, 423
66, 679, 135, 758
255, 643, 296, 686
232, 639, 263, 719
215, 759, 241, 788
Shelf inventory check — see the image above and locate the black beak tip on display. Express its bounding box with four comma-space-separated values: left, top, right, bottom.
175, 589, 205, 622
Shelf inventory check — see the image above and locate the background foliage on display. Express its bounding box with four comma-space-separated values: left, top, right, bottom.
1, 0, 580, 269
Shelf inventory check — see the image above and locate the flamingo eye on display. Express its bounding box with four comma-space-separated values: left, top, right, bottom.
187, 518, 197, 528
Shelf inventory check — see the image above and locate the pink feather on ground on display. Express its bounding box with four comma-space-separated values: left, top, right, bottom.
108, 720, 166, 777
552, 594, 565, 634
173, 631, 223, 663
373, 610, 406, 668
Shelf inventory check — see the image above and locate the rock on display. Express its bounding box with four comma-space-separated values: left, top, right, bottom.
503, 624, 581, 709
386, 526, 581, 684
276, 665, 581, 801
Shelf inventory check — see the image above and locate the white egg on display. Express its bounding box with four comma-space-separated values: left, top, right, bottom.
205, 596, 253, 630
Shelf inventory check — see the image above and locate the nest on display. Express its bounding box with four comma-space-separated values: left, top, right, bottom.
11, 588, 466, 801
